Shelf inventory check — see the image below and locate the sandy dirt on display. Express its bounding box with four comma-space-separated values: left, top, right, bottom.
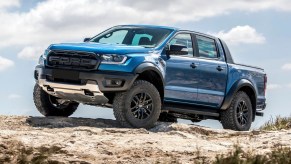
0, 115, 290, 163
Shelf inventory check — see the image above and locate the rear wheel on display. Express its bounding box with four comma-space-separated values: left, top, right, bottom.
33, 84, 79, 117
113, 80, 161, 129
220, 91, 253, 131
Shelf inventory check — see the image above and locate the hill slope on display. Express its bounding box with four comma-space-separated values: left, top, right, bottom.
0, 116, 290, 163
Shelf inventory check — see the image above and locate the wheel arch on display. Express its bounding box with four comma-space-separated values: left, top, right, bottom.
221, 79, 257, 121
134, 63, 165, 102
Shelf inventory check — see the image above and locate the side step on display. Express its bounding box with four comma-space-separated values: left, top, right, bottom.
163, 103, 220, 117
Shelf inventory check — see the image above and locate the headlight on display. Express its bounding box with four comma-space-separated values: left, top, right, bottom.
38, 49, 50, 65
101, 54, 127, 64
38, 55, 45, 66
43, 49, 51, 59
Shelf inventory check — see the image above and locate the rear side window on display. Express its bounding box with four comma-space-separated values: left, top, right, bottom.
169, 33, 193, 57
196, 35, 218, 58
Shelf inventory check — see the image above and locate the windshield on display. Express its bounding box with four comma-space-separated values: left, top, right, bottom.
90, 27, 173, 48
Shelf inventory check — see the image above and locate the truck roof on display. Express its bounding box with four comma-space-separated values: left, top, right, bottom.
118, 24, 218, 39
118, 24, 179, 31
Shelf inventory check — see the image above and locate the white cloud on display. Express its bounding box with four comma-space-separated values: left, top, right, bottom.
8, 94, 21, 99
0, 0, 19, 9
0, 56, 14, 72
17, 46, 46, 61
267, 84, 282, 90
281, 63, 291, 71
0, 0, 290, 51
212, 25, 266, 45
267, 83, 291, 90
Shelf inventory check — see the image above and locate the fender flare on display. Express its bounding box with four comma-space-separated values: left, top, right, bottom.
134, 62, 165, 86
221, 79, 257, 110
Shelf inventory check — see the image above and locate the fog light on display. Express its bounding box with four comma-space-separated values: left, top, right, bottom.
104, 79, 123, 87
113, 80, 122, 85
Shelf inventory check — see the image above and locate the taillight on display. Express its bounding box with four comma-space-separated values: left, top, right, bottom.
264, 74, 267, 95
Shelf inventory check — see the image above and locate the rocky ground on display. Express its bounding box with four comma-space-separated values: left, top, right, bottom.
0, 115, 290, 163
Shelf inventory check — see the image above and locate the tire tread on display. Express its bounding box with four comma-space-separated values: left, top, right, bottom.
33, 84, 78, 117
221, 91, 252, 131
113, 80, 161, 129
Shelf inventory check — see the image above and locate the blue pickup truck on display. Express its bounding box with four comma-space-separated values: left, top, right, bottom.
33, 25, 267, 131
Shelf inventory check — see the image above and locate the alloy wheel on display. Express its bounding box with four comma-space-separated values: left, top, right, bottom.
236, 100, 249, 127
130, 92, 153, 120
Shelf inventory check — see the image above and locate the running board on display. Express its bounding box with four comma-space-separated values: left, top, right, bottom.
163, 103, 220, 117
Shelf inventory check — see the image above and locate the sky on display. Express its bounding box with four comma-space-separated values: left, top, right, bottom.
0, 0, 290, 129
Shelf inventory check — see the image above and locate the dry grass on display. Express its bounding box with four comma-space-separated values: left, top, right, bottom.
260, 115, 291, 131
213, 115, 291, 163
2, 140, 290, 164
0, 140, 64, 164
214, 144, 291, 164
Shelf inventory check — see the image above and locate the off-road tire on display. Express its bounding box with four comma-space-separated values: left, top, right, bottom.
33, 84, 79, 117
220, 91, 253, 131
113, 80, 161, 129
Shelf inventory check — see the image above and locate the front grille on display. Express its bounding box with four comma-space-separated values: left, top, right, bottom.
46, 50, 100, 70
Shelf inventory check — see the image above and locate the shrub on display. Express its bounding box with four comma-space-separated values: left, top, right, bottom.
260, 116, 291, 131
214, 145, 291, 164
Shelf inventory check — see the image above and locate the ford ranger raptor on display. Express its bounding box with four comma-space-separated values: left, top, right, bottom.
33, 25, 267, 131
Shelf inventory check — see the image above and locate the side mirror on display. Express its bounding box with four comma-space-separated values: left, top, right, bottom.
167, 44, 188, 55
84, 38, 91, 42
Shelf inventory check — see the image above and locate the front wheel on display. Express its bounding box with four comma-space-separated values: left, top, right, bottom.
113, 80, 161, 129
33, 84, 79, 117
220, 91, 253, 131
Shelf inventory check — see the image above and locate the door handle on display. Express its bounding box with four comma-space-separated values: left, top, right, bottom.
216, 66, 224, 71
190, 63, 197, 69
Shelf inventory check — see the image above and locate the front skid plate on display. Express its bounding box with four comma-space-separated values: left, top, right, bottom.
38, 79, 108, 104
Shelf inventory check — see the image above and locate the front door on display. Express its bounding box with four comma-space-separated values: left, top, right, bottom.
164, 33, 200, 104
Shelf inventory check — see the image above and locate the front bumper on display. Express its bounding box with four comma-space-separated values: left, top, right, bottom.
34, 65, 138, 104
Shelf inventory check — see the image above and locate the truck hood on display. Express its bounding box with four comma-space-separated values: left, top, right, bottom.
48, 42, 154, 55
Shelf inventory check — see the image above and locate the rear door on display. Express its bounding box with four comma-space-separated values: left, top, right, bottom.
194, 35, 228, 107
164, 33, 200, 104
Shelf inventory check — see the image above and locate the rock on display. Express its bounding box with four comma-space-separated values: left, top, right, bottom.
0, 115, 290, 163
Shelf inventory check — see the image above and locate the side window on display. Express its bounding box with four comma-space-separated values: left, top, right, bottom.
196, 35, 218, 58
169, 33, 193, 57
99, 30, 128, 44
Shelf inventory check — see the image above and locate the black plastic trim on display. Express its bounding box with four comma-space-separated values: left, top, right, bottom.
46, 50, 101, 71
219, 39, 234, 64
134, 62, 165, 86
256, 111, 264, 117
163, 102, 220, 117
35, 65, 138, 92
220, 79, 257, 110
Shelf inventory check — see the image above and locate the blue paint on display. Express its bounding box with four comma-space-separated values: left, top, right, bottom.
43, 25, 266, 110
